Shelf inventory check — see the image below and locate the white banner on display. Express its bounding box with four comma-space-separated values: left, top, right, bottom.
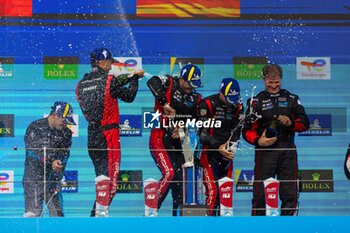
0, 170, 14, 194
110, 57, 142, 76
296, 57, 331, 80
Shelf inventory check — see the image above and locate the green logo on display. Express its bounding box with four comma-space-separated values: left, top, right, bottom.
233, 57, 267, 80
117, 170, 143, 193
43, 56, 79, 80
234, 64, 266, 80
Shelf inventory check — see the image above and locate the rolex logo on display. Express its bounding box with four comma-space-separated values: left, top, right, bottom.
43, 56, 79, 80
312, 173, 321, 181
121, 173, 130, 182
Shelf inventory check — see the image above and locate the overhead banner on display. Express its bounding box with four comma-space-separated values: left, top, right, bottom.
137, 0, 240, 18
0, 0, 32, 17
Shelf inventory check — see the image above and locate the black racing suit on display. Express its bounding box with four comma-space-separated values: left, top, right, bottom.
198, 94, 244, 216
76, 67, 140, 216
23, 118, 72, 217
242, 89, 309, 216
147, 75, 201, 216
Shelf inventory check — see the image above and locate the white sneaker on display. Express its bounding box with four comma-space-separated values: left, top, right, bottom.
23, 211, 36, 217
96, 203, 109, 217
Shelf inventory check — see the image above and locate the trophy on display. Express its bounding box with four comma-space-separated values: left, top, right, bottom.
178, 126, 208, 216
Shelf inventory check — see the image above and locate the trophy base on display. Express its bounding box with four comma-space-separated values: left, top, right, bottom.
180, 204, 209, 216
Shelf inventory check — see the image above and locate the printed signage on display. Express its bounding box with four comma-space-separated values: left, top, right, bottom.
299, 170, 334, 192
0, 114, 14, 137
0, 58, 14, 79
120, 115, 142, 136
236, 170, 254, 192
117, 170, 143, 193
299, 114, 332, 136
109, 57, 142, 77
137, 0, 240, 18
296, 57, 331, 80
43, 56, 79, 80
0, 171, 14, 194
61, 170, 78, 193
233, 57, 267, 80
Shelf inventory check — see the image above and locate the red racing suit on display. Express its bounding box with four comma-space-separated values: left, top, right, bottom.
198, 94, 244, 216
76, 67, 140, 216
147, 75, 201, 216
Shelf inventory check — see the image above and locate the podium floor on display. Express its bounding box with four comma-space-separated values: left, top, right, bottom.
1, 216, 349, 233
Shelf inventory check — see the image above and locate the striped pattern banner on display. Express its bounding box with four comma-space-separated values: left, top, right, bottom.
137, 0, 240, 18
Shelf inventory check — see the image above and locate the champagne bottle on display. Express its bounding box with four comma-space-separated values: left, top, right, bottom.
116, 74, 130, 86
266, 115, 277, 138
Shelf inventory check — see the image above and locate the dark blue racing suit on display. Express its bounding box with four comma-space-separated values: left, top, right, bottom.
23, 118, 72, 217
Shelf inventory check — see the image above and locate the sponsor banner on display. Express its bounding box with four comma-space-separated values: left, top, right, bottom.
170, 57, 204, 75
137, 0, 240, 18
264, 178, 279, 216
0, 0, 32, 17
218, 177, 233, 216
43, 56, 79, 80
0, 114, 14, 137
0, 58, 14, 79
0, 170, 14, 194
117, 170, 143, 193
120, 115, 142, 136
305, 107, 345, 133
61, 170, 78, 193
296, 57, 331, 80
144, 178, 159, 217
109, 57, 142, 77
233, 57, 268, 80
235, 169, 254, 192
44, 114, 79, 137
299, 114, 331, 136
299, 169, 334, 192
